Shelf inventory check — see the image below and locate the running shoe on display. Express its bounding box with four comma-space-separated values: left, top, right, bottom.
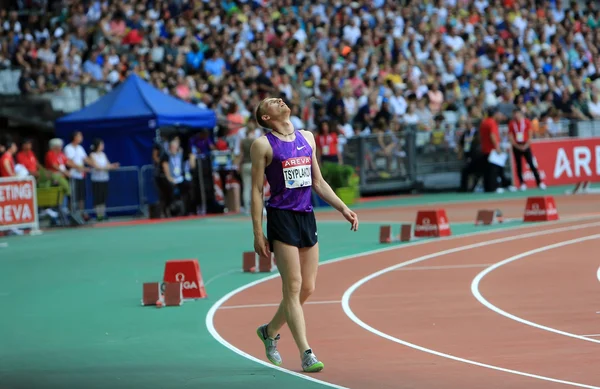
256, 324, 282, 366
301, 349, 324, 372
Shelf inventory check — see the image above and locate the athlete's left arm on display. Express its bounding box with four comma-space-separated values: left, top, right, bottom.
303, 130, 359, 231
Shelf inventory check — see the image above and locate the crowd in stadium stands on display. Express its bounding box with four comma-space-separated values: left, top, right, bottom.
3, 0, 600, 216
3, 0, 600, 135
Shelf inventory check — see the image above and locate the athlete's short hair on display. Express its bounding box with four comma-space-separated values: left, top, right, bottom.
255, 98, 270, 129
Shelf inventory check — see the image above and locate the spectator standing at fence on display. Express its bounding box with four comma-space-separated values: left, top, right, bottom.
0, 139, 16, 178
158, 138, 191, 217
190, 130, 222, 214
43, 138, 71, 198
64, 131, 93, 220
89, 138, 120, 221
315, 121, 342, 165
458, 119, 482, 192
238, 127, 256, 215
508, 110, 546, 191
479, 108, 514, 193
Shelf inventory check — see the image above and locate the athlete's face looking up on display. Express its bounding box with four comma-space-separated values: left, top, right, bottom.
260, 98, 290, 123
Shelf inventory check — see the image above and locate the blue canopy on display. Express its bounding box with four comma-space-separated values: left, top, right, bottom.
55, 74, 216, 169
54, 75, 217, 216
56, 74, 216, 133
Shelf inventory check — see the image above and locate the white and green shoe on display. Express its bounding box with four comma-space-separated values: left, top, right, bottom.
256, 324, 282, 366
301, 349, 324, 372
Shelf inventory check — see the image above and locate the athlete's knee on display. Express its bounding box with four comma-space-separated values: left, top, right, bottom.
299, 284, 315, 303
283, 277, 302, 299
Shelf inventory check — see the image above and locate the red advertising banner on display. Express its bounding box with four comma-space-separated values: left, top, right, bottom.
0, 177, 38, 230
512, 137, 600, 188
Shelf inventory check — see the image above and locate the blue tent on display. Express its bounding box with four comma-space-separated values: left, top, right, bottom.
55, 74, 216, 167
54, 74, 216, 216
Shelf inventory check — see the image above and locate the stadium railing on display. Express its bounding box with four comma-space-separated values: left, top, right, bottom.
341, 118, 577, 194
139, 159, 208, 218
69, 166, 143, 218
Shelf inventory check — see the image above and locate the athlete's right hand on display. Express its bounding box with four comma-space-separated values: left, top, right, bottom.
254, 234, 271, 258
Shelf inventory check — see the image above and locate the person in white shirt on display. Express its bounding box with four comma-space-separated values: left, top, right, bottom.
588, 94, 600, 119
89, 138, 120, 221
63, 131, 96, 220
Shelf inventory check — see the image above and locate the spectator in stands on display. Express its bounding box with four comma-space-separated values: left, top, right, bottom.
5, 0, 600, 200
15, 139, 40, 178
64, 131, 93, 219
89, 138, 120, 221
0, 139, 16, 177
508, 109, 546, 191
589, 94, 600, 119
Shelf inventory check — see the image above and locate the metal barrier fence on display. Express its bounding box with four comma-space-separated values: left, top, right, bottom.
26, 118, 600, 225
575, 120, 600, 138
140, 164, 159, 216
69, 166, 143, 218
139, 159, 208, 217
344, 125, 519, 194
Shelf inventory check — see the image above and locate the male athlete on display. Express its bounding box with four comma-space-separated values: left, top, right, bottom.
250, 98, 359, 372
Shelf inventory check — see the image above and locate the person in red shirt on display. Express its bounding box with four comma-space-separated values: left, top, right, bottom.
0, 140, 17, 177
44, 138, 69, 176
315, 121, 342, 164
43, 138, 71, 196
508, 109, 545, 191
15, 139, 40, 177
479, 108, 513, 193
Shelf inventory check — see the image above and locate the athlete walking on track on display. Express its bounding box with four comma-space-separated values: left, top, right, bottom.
250, 97, 359, 372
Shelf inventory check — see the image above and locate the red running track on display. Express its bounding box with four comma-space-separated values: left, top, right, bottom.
212, 217, 600, 389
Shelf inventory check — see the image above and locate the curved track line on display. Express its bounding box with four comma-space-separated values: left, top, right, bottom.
471, 233, 600, 344
341, 223, 600, 389
206, 219, 600, 389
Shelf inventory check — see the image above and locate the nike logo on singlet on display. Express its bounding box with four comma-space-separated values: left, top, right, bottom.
297, 146, 306, 150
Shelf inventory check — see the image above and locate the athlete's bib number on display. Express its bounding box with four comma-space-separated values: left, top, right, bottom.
282, 156, 312, 189
322, 145, 330, 155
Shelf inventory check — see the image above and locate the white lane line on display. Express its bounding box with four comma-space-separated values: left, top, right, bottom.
204, 269, 241, 287
341, 222, 600, 389
597, 265, 600, 283
582, 334, 600, 337
471, 234, 600, 345
395, 264, 493, 271
220, 300, 341, 310
206, 217, 600, 389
